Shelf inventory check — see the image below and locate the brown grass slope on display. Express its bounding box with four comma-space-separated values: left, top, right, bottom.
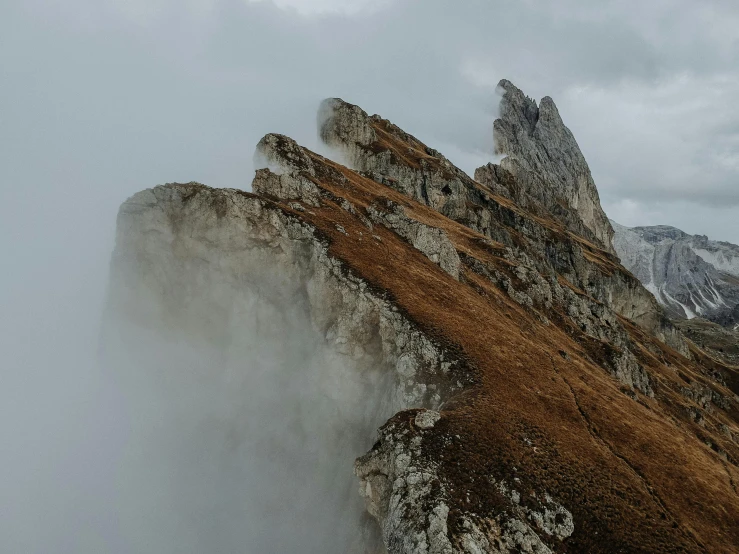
320, 101, 686, 357
240, 131, 739, 552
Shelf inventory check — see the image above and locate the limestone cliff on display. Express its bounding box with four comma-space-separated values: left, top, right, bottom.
490, 79, 615, 254
108, 92, 739, 553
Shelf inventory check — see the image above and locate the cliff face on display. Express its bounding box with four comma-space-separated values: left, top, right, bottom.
108, 86, 739, 553
491, 80, 615, 254
613, 221, 739, 326
676, 318, 739, 367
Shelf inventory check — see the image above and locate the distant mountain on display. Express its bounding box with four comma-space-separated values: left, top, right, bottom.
612, 221, 739, 327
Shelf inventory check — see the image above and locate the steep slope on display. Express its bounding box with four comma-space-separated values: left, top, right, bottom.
612, 221, 739, 326
108, 94, 739, 552
676, 318, 739, 367
319, 96, 685, 356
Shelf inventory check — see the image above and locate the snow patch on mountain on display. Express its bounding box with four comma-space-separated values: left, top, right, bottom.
692, 247, 739, 277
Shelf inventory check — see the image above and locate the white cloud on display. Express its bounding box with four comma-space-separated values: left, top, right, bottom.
246, 0, 394, 16
560, 73, 739, 207
605, 197, 739, 243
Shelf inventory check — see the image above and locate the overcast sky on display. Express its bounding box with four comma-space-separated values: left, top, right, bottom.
3, 0, 739, 245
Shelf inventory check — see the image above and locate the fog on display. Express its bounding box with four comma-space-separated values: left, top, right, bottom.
99, 261, 395, 553
2, 160, 400, 553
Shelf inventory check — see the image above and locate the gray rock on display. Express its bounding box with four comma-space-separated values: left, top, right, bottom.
319, 97, 472, 222
355, 419, 573, 554
612, 220, 739, 326
492, 79, 615, 254
366, 200, 461, 280
252, 133, 321, 206
675, 317, 739, 366
414, 410, 441, 430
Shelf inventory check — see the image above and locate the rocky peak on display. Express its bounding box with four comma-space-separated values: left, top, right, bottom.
496, 79, 539, 134
492, 79, 615, 254
319, 98, 377, 148
630, 225, 690, 243
256, 132, 316, 176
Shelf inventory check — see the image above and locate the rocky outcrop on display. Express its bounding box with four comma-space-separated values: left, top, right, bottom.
319, 97, 472, 222
612, 221, 739, 326
111, 182, 469, 413
319, 96, 687, 358
492, 79, 615, 254
365, 199, 461, 280
675, 318, 739, 367
355, 411, 575, 554
108, 92, 739, 553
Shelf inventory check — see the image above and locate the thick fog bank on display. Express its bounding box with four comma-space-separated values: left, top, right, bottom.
1, 198, 398, 553
99, 240, 396, 553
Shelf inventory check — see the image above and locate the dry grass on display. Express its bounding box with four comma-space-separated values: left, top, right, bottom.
246, 142, 739, 552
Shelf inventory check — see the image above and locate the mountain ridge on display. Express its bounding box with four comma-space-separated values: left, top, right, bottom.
612, 219, 739, 327
106, 81, 739, 553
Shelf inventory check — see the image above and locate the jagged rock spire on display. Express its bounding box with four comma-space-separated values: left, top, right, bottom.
491, 79, 615, 253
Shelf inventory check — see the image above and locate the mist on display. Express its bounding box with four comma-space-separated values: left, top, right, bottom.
99, 258, 395, 553
2, 170, 403, 553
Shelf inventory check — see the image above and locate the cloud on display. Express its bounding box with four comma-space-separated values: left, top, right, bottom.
6, 0, 736, 232
606, 197, 739, 244
247, 0, 395, 16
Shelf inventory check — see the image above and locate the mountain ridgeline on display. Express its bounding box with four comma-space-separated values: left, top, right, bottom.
612, 221, 739, 327
106, 80, 739, 553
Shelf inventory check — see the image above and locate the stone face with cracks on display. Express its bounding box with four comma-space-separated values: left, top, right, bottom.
367, 200, 461, 280
493, 79, 615, 254
355, 416, 574, 554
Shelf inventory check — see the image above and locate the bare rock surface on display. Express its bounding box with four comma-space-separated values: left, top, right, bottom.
355, 413, 574, 554
491, 80, 615, 254
612, 220, 739, 327
676, 318, 739, 367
